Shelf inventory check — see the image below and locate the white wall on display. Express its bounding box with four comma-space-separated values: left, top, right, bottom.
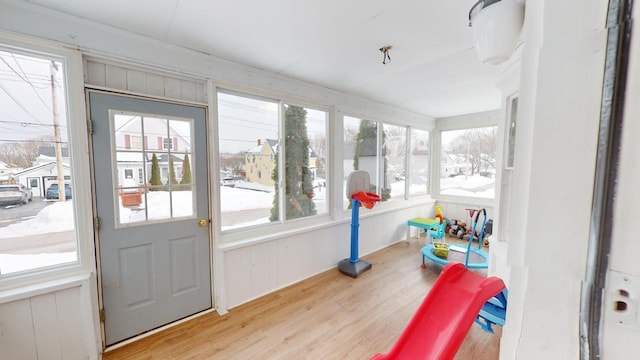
0, 276, 99, 360
602, 1, 640, 357
221, 202, 433, 309
499, 1, 608, 358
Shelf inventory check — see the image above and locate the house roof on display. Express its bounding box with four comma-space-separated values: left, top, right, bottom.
38, 146, 70, 158
247, 139, 278, 154
14, 161, 70, 176
356, 138, 377, 157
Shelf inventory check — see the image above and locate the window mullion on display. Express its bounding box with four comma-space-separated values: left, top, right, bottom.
278, 100, 285, 223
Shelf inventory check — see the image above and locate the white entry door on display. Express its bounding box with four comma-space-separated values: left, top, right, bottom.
89, 91, 211, 346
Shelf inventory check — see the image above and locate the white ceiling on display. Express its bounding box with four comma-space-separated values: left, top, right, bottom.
29, 0, 502, 118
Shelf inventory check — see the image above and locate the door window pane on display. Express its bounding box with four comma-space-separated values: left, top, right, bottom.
113, 113, 195, 226
440, 126, 497, 198
409, 129, 430, 195
0, 49, 78, 275
218, 92, 278, 231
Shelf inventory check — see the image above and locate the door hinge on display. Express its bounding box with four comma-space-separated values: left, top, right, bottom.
88, 119, 94, 135
100, 308, 105, 323
94, 217, 100, 230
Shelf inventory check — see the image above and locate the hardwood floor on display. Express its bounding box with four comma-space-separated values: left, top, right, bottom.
103, 237, 501, 360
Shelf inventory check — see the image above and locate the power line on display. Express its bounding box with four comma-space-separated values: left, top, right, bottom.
1, 55, 53, 110
0, 82, 47, 125
0, 119, 66, 128
0, 139, 66, 144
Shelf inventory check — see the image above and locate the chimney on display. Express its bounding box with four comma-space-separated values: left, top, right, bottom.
257, 139, 262, 146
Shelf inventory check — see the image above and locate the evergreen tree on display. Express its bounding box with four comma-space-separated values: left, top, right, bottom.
270, 105, 317, 221
353, 120, 390, 201
180, 154, 192, 191
167, 156, 179, 186
149, 153, 162, 191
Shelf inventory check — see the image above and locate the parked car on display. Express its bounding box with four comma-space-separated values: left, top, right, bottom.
0, 184, 33, 205
46, 182, 72, 200
221, 177, 236, 187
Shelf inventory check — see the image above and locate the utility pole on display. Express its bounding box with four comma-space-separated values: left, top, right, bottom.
51, 61, 66, 201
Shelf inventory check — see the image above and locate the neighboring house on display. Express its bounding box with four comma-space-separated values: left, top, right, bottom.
33, 146, 70, 166
13, 161, 71, 197
245, 139, 277, 187
409, 145, 429, 183
440, 153, 470, 177
343, 143, 356, 179
355, 137, 377, 183
0, 161, 19, 184
114, 118, 191, 187
244, 139, 319, 187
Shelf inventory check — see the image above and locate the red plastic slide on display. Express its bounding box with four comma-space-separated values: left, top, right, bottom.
371, 262, 506, 360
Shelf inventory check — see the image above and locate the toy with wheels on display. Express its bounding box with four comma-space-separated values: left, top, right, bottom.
339, 171, 381, 278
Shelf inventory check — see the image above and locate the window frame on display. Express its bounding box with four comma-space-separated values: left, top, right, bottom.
214, 86, 332, 241
436, 121, 498, 203
343, 113, 432, 213
0, 34, 92, 290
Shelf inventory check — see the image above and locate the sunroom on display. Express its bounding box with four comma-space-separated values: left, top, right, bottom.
0, 0, 638, 359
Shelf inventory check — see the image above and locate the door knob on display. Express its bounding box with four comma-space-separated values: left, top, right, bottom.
198, 219, 207, 227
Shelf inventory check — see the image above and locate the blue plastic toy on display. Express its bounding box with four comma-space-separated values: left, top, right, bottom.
421, 208, 490, 269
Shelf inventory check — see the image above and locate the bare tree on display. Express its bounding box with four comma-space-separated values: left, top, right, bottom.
309, 135, 327, 177
447, 127, 497, 175
0, 137, 54, 168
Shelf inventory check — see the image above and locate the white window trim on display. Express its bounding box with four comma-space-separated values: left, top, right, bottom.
436, 120, 500, 206
0, 33, 93, 292
213, 85, 334, 242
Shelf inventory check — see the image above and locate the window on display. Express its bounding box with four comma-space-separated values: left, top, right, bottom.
130, 135, 143, 150
114, 114, 195, 225
384, 124, 407, 199
0, 47, 78, 275
344, 116, 379, 209
217, 91, 279, 231
217, 91, 329, 233
409, 129, 430, 195
344, 116, 417, 207
439, 126, 497, 198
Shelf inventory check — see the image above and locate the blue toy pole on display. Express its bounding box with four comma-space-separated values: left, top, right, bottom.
338, 197, 372, 277
350, 198, 360, 263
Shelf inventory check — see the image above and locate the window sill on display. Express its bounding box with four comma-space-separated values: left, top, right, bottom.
218, 196, 436, 252
0, 271, 91, 305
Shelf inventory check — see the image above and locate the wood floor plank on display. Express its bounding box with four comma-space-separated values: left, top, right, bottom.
103, 237, 501, 359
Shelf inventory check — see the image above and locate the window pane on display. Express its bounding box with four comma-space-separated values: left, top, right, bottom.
506, 97, 518, 169
409, 129, 430, 195
384, 124, 406, 199
218, 92, 278, 231
281, 104, 327, 220
0, 49, 78, 275
344, 116, 384, 208
440, 126, 497, 198
114, 114, 195, 226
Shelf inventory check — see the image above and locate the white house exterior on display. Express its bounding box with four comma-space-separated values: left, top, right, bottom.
13, 161, 71, 197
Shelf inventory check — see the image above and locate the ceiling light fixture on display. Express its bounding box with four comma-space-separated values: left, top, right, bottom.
379, 45, 392, 64
469, 0, 525, 65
